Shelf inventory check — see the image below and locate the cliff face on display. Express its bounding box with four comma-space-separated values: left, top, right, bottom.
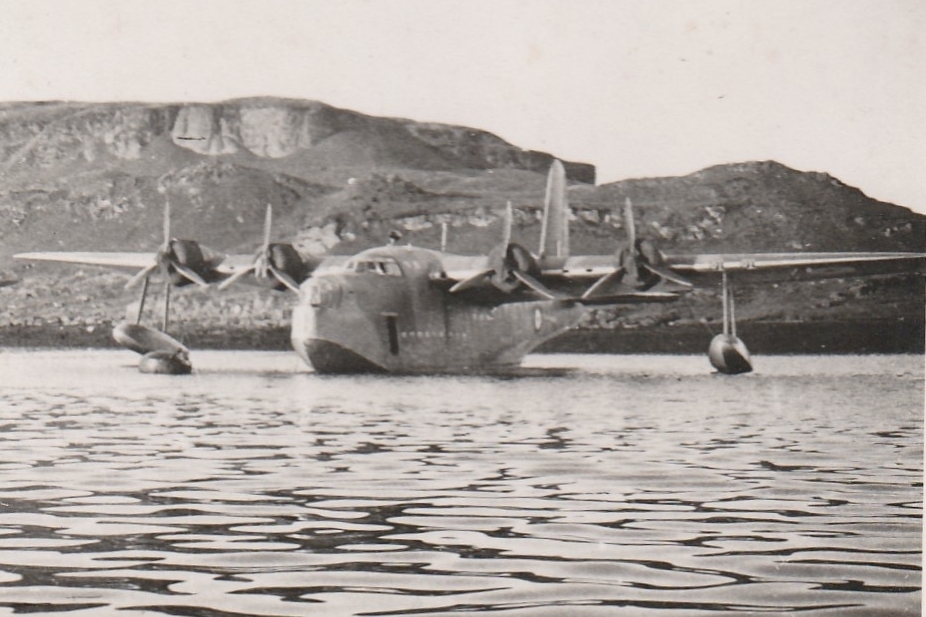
0, 99, 595, 179
0, 98, 596, 255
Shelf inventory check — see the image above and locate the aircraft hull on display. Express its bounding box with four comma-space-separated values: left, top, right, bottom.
291, 272, 586, 374
301, 339, 388, 374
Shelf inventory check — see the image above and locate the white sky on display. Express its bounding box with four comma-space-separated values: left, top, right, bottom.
1, 0, 924, 214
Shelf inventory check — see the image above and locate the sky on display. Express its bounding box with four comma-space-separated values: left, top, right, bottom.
1, 0, 924, 213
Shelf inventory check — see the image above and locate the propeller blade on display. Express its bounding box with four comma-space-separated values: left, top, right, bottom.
581, 267, 626, 300
254, 252, 271, 279
619, 198, 641, 283
163, 198, 172, 247
623, 197, 636, 248
217, 265, 256, 290
576, 288, 681, 305
449, 269, 494, 293
262, 204, 273, 249
246, 204, 275, 280
618, 244, 639, 281
502, 201, 513, 248
171, 261, 210, 288
125, 263, 158, 290
258, 206, 273, 278
640, 262, 694, 288
512, 270, 558, 300
268, 263, 302, 293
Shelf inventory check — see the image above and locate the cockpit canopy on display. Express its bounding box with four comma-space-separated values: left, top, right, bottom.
345, 256, 403, 277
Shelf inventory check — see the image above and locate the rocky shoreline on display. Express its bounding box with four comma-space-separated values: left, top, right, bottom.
540, 319, 924, 355
1, 318, 921, 355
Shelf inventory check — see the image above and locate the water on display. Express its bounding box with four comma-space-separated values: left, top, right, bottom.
0, 349, 921, 616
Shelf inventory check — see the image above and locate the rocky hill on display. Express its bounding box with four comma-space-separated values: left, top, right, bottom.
0, 99, 594, 257
0, 98, 922, 351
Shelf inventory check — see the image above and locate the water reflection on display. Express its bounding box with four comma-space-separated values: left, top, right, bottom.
0, 351, 921, 615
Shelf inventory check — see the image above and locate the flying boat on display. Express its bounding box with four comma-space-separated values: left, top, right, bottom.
15, 161, 924, 375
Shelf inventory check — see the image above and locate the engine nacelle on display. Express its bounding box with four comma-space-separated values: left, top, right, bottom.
268, 243, 311, 290
489, 243, 540, 293
166, 239, 223, 287
616, 239, 667, 290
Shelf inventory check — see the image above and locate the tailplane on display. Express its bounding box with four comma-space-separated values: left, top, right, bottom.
538, 160, 569, 259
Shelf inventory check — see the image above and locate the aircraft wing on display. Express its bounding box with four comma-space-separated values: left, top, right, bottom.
432, 250, 923, 303
432, 254, 685, 304
14, 250, 275, 268
14, 250, 352, 289
435, 255, 622, 283
432, 255, 494, 283
537, 251, 925, 280
15, 252, 160, 274
14, 251, 257, 282
661, 251, 925, 285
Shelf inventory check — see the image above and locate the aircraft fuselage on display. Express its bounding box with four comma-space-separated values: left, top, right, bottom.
290, 246, 586, 373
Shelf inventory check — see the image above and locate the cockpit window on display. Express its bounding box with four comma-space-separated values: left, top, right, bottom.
345, 257, 403, 276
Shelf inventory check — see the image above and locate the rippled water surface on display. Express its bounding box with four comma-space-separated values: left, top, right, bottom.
0, 349, 921, 616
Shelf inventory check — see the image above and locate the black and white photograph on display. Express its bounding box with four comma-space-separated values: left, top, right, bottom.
0, 0, 922, 614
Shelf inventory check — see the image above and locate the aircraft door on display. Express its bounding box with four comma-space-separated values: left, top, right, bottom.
383, 313, 399, 355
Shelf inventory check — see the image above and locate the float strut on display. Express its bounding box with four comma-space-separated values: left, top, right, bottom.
136, 276, 149, 325
708, 268, 753, 374
722, 269, 737, 338
162, 281, 170, 334
730, 273, 736, 338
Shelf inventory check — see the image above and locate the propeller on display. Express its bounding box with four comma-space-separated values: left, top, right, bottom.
504, 242, 557, 299
450, 202, 557, 298
125, 200, 210, 335
583, 198, 691, 300
126, 200, 211, 291
218, 204, 307, 293
623, 198, 692, 289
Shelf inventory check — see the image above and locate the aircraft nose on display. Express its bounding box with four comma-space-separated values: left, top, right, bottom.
305, 277, 343, 308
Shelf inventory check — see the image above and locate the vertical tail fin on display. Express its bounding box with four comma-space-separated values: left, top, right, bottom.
539, 159, 569, 259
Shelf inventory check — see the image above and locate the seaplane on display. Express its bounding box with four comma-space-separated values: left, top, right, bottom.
15, 161, 924, 375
